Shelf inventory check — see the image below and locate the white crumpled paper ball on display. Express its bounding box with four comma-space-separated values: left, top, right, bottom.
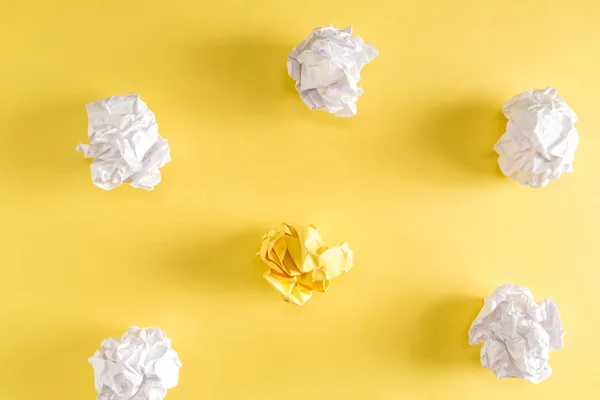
287, 25, 378, 117
468, 283, 565, 384
494, 87, 579, 188
77, 94, 171, 190
89, 326, 182, 400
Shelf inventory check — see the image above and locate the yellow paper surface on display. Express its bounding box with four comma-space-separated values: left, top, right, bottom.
260, 223, 352, 305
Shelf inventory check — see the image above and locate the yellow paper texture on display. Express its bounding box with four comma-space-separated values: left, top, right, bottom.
259, 223, 353, 305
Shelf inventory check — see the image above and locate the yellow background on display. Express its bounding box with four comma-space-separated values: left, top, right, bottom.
0, 0, 598, 398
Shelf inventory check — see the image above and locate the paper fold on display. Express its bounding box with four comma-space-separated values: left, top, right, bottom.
468, 284, 565, 383
89, 326, 182, 400
77, 94, 171, 190
259, 223, 353, 305
287, 25, 378, 117
494, 87, 579, 188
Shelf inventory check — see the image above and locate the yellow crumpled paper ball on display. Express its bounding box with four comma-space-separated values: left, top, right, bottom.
259, 223, 353, 306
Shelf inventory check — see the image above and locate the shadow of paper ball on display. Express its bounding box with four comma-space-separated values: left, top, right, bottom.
420, 100, 507, 181
152, 228, 273, 300
4, 321, 113, 399
0, 97, 94, 192
409, 296, 482, 368
173, 36, 300, 116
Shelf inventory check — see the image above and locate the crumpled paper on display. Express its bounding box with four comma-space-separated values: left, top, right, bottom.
76, 94, 171, 190
468, 283, 565, 383
89, 326, 182, 400
494, 87, 579, 188
287, 25, 378, 117
259, 223, 353, 305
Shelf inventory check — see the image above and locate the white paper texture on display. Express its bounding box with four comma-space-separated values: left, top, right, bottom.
468, 283, 565, 383
89, 326, 182, 400
287, 25, 378, 117
76, 94, 171, 190
494, 87, 579, 188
